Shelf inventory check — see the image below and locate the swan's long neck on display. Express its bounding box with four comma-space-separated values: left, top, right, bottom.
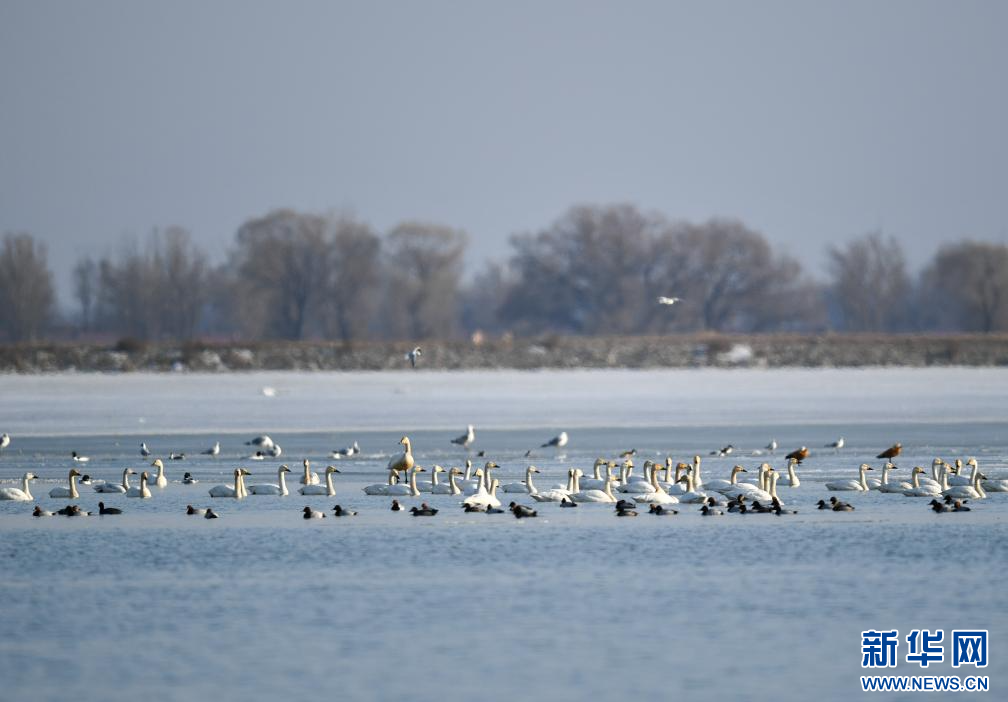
573, 471, 581, 494
449, 471, 460, 495
409, 469, 420, 497
859, 467, 869, 491
973, 471, 985, 498
770, 473, 779, 499
912, 470, 921, 489
122, 469, 132, 490
787, 462, 799, 487
303, 464, 312, 483
21, 475, 32, 499
730, 467, 740, 485
69, 472, 79, 499
234, 471, 242, 496
326, 471, 335, 496
593, 461, 603, 480
278, 469, 288, 496
155, 464, 165, 481
664, 459, 673, 483
693, 457, 702, 486
526, 468, 537, 494
464, 462, 472, 480
603, 476, 615, 500
431, 469, 440, 487
941, 470, 950, 491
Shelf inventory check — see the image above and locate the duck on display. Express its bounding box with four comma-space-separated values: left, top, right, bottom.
486, 505, 505, 514
97, 502, 122, 515
432, 468, 464, 495
390, 499, 403, 511
410, 503, 439, 516
826, 464, 873, 491
208, 469, 249, 498
32, 505, 55, 517
149, 459, 168, 488
140, 442, 151, 457
125, 471, 152, 498
903, 467, 942, 497
649, 504, 677, 515
204, 508, 219, 519
831, 497, 855, 512
510, 502, 538, 518
615, 507, 638, 517
387, 466, 426, 497
331, 505, 357, 517
299, 466, 340, 496
183, 472, 198, 485
49, 469, 83, 499
332, 441, 361, 458
0, 472, 37, 501
450, 425, 475, 449
559, 496, 578, 508
463, 471, 503, 509
464, 502, 486, 512
700, 505, 723, 516
952, 499, 971, 512
302, 506, 326, 519
169, 452, 186, 461
771, 497, 796, 515
502, 466, 541, 494
55, 504, 77, 515
929, 499, 948, 513
71, 451, 90, 463
66, 505, 91, 516
784, 446, 809, 464
202, 441, 221, 456
186, 505, 208, 516
877, 442, 902, 464
247, 465, 292, 496
816, 499, 831, 510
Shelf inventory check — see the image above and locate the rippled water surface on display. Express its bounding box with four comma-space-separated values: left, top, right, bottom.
1, 369, 1006, 701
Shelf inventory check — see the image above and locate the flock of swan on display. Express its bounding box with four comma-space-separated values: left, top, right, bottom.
4, 433, 1003, 522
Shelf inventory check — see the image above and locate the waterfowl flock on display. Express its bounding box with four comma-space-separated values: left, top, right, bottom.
2, 434, 1004, 525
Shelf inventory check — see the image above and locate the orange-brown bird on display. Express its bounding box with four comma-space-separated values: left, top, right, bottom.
877, 443, 902, 463
784, 446, 809, 464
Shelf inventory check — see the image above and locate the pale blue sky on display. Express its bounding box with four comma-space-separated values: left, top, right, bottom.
2, 0, 1006, 303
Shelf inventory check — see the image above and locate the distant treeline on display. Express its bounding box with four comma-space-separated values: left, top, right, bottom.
2, 204, 1007, 343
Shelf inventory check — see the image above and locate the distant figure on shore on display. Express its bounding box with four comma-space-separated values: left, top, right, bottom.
406, 346, 422, 368
451, 425, 475, 449
656, 296, 681, 306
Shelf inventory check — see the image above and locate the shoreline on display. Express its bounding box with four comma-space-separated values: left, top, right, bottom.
2, 333, 1008, 372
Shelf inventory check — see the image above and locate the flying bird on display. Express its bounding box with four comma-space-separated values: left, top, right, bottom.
657, 296, 681, 306
877, 443, 902, 462
451, 425, 475, 449
541, 431, 568, 449
784, 446, 810, 464
406, 346, 422, 369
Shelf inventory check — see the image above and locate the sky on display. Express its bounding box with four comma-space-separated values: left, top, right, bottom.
2, 0, 1006, 305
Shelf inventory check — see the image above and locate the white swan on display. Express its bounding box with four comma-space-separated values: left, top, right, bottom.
463, 464, 496, 496
571, 471, 617, 503
703, 465, 748, 493
531, 469, 575, 502
901, 466, 942, 497
208, 469, 248, 499
632, 465, 679, 504
721, 464, 772, 501
363, 469, 399, 495
782, 458, 800, 488
463, 477, 502, 509
418, 465, 446, 493
126, 471, 152, 498
387, 436, 415, 477
943, 468, 986, 500
672, 470, 708, 504
976, 457, 1008, 492
945, 459, 973, 486
878, 463, 912, 493
617, 460, 654, 493
49, 469, 82, 499
300, 466, 340, 496
148, 459, 168, 488
299, 459, 320, 485
432, 467, 464, 495
94, 468, 136, 494
501, 466, 541, 494
0, 472, 37, 501
387, 466, 425, 497
247, 465, 292, 496
579, 458, 612, 491
826, 464, 873, 491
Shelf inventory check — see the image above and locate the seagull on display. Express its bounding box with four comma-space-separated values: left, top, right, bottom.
406, 346, 422, 369
332, 441, 361, 458
657, 296, 681, 306
0, 433, 10, 451
541, 431, 568, 449
140, 442, 151, 457
202, 441, 220, 456
784, 446, 809, 464
451, 425, 475, 449
245, 435, 274, 450
825, 437, 845, 453
766, 439, 778, 454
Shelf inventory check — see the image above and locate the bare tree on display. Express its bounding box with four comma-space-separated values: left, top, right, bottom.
922, 240, 1008, 332
321, 216, 382, 343
230, 210, 329, 340
827, 232, 910, 331
384, 222, 468, 339
153, 228, 209, 339
0, 232, 55, 342
72, 257, 99, 333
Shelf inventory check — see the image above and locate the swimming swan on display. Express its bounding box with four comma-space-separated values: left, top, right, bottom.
126, 471, 152, 498
502, 466, 541, 494
902, 467, 942, 497
300, 459, 320, 486
149, 459, 168, 488
300, 466, 340, 496
49, 469, 82, 499
463, 476, 503, 509
531, 468, 574, 502
571, 471, 617, 504
0, 472, 37, 501
94, 468, 137, 494
704, 465, 748, 493
418, 465, 446, 493
632, 465, 680, 505
363, 468, 400, 495
386, 466, 425, 497
826, 464, 873, 491
877, 463, 912, 493
247, 465, 292, 496
432, 467, 463, 495
208, 469, 249, 498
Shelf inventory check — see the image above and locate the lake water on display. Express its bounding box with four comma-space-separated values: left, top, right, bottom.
1, 368, 1006, 701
